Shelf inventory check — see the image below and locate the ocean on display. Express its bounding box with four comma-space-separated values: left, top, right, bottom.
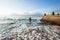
0, 16, 60, 40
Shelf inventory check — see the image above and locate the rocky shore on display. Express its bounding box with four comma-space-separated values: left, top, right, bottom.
41, 12, 60, 26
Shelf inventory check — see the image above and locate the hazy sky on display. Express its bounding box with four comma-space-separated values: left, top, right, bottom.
0, 0, 60, 17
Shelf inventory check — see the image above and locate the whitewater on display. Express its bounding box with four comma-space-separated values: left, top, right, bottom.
0, 17, 60, 40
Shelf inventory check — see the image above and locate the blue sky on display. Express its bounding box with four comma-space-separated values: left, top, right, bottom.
0, 0, 60, 17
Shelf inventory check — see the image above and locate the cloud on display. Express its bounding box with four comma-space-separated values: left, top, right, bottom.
10, 8, 54, 16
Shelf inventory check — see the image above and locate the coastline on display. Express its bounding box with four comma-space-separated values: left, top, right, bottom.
1, 16, 60, 40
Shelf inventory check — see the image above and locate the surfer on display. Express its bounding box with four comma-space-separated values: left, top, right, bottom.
29, 17, 31, 24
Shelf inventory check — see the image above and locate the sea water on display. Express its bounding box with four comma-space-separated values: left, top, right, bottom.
0, 16, 60, 40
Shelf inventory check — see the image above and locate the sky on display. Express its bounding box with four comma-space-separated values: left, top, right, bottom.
0, 0, 60, 17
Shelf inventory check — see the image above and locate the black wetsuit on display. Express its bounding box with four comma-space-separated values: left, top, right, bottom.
29, 17, 31, 23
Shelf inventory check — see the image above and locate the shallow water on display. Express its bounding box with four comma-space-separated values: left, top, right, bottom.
0, 18, 60, 40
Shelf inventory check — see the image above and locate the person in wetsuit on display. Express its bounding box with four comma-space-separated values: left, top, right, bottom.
29, 17, 31, 24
